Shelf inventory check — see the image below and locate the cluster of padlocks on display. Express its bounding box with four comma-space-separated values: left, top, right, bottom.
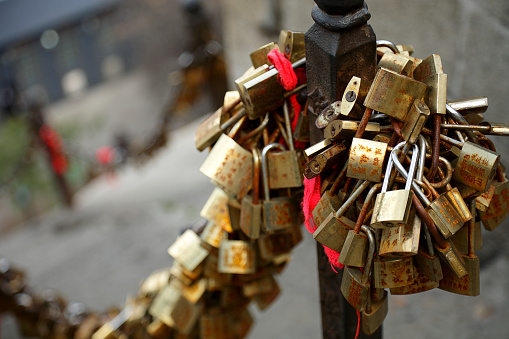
307, 41, 509, 334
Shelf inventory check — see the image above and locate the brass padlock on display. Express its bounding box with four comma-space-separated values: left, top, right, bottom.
338, 183, 381, 267
304, 138, 333, 159
371, 142, 418, 228
200, 312, 235, 339
379, 210, 421, 256
364, 67, 427, 121
378, 52, 413, 76
200, 221, 225, 249
200, 133, 253, 200
340, 225, 375, 311
314, 180, 370, 253
170, 294, 201, 334
149, 283, 181, 327
413, 54, 447, 114
413, 224, 443, 282
200, 187, 236, 233
304, 142, 346, 179
261, 143, 298, 232
453, 141, 500, 192
347, 137, 388, 183
389, 271, 439, 295
450, 220, 482, 254
373, 256, 415, 288
361, 289, 388, 335
324, 120, 380, 141
258, 227, 302, 261
167, 230, 209, 273
250, 42, 278, 68
218, 240, 256, 274
278, 30, 305, 63
439, 201, 480, 296
240, 149, 262, 239
401, 99, 430, 145
480, 179, 509, 230
195, 91, 243, 151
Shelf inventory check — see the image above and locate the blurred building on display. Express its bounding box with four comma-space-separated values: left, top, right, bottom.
0, 0, 135, 108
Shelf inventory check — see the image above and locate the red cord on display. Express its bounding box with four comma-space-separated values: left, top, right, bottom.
355, 310, 361, 339
39, 124, 67, 175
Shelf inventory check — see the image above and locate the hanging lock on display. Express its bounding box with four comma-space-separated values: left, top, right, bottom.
200, 187, 237, 233
401, 99, 430, 145
371, 142, 418, 228
249, 42, 279, 68
261, 143, 298, 232
258, 227, 302, 261
364, 67, 427, 121
195, 91, 244, 151
240, 149, 262, 239
340, 226, 376, 312
218, 240, 256, 274
439, 200, 480, 296
373, 255, 415, 289
278, 30, 305, 63
347, 138, 388, 183
304, 142, 346, 179
339, 183, 381, 267
378, 52, 413, 76
379, 210, 421, 257
479, 179, 509, 231
324, 120, 380, 141
361, 288, 388, 335
314, 180, 370, 254
200, 133, 253, 200
413, 54, 447, 114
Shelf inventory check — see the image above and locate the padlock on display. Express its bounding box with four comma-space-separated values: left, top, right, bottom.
149, 283, 182, 327
195, 91, 243, 151
314, 180, 370, 253
371, 142, 418, 228
266, 103, 304, 188
373, 256, 415, 288
316, 100, 342, 129
170, 294, 202, 335
364, 67, 427, 121
453, 141, 500, 192
242, 274, 278, 298
261, 143, 298, 232
249, 42, 278, 68
413, 216, 443, 283
413, 54, 447, 114
450, 220, 482, 254
200, 187, 236, 233
436, 162, 473, 224
401, 99, 430, 145
479, 179, 509, 230
340, 225, 375, 311
258, 227, 302, 261
218, 240, 256, 274
347, 137, 388, 183
304, 142, 346, 179
200, 133, 253, 200
311, 163, 348, 227
439, 200, 480, 296
361, 289, 388, 335
379, 210, 420, 256
200, 221, 225, 249
240, 149, 262, 239
200, 312, 234, 339
278, 30, 305, 63
378, 52, 413, 76
293, 101, 310, 143
167, 230, 209, 273
340, 76, 363, 119
324, 120, 380, 141
389, 271, 439, 295
338, 183, 381, 267
235, 64, 270, 100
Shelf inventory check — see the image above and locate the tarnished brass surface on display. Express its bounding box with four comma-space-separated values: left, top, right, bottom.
218, 240, 256, 274
347, 137, 387, 182
167, 230, 208, 272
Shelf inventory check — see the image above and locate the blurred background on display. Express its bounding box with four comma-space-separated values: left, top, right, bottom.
1, 0, 509, 338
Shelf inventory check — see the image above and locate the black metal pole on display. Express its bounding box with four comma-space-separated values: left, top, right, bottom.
305, 1, 381, 338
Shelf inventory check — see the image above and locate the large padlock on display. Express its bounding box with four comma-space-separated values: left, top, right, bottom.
439, 200, 480, 296
339, 183, 381, 267
167, 230, 209, 273
453, 141, 500, 192
479, 179, 509, 231
200, 133, 253, 200
278, 30, 305, 63
371, 142, 418, 228
266, 102, 304, 189
314, 180, 370, 254
379, 209, 420, 256
249, 42, 279, 68
413, 54, 447, 114
261, 143, 298, 232
240, 149, 262, 239
347, 137, 388, 182
218, 240, 256, 274
361, 289, 388, 335
340, 225, 375, 311
364, 67, 427, 121
373, 256, 415, 288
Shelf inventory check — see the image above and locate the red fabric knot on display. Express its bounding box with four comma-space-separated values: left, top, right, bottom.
267, 49, 298, 91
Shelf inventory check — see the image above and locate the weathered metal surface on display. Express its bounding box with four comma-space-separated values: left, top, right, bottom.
373, 256, 415, 288
304, 143, 346, 179
347, 138, 387, 182
218, 240, 256, 274
167, 230, 208, 272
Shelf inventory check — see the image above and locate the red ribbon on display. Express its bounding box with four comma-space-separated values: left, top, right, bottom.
39, 124, 67, 175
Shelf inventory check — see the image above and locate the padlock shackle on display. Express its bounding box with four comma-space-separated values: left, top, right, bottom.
283, 101, 295, 151
220, 107, 247, 131
376, 40, 399, 54
360, 225, 375, 284
334, 180, 371, 219
446, 104, 480, 145
252, 148, 261, 205
430, 157, 453, 189
392, 141, 418, 191
468, 199, 476, 257
237, 113, 269, 147
261, 143, 287, 201
353, 183, 382, 234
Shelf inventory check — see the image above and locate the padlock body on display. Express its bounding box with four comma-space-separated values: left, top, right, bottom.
401, 99, 430, 144
374, 256, 415, 288
200, 187, 235, 233
413, 250, 443, 282
218, 240, 256, 274
268, 150, 303, 189
426, 195, 463, 238
390, 271, 439, 295
435, 240, 467, 278
313, 212, 354, 252
371, 190, 414, 228
347, 138, 387, 182
240, 195, 262, 239
444, 187, 473, 223
263, 197, 297, 232
362, 291, 388, 335
379, 212, 421, 256
312, 191, 342, 228
338, 230, 368, 267
480, 179, 509, 230
450, 221, 482, 255
341, 266, 370, 311
439, 255, 480, 296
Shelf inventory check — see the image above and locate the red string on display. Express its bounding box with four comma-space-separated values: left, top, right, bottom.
355, 310, 361, 339
323, 245, 344, 269
302, 177, 321, 233
39, 124, 67, 175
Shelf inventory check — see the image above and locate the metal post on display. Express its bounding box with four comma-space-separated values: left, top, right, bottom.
305, 1, 381, 338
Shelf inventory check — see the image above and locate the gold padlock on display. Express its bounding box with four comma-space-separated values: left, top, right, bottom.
378, 52, 413, 76
200, 187, 236, 233
200, 221, 225, 249
278, 30, 305, 63
240, 149, 262, 239
218, 240, 256, 274
361, 289, 388, 335
347, 138, 388, 183
304, 142, 346, 179
479, 179, 509, 230
413, 54, 447, 114
250, 42, 278, 68
401, 99, 430, 145
364, 67, 427, 121
379, 210, 420, 256
167, 230, 209, 273
373, 256, 415, 288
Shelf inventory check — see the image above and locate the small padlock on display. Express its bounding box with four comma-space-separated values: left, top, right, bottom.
304, 142, 346, 179
218, 240, 256, 274
479, 179, 509, 230
373, 256, 415, 288
379, 210, 420, 256
200, 187, 236, 233
378, 52, 413, 76
340, 225, 375, 311
200, 221, 225, 249
200, 133, 253, 200
361, 288, 388, 335
347, 137, 388, 183
240, 149, 262, 239
278, 30, 305, 63
413, 218, 444, 283
364, 67, 427, 121
324, 120, 380, 141
261, 143, 298, 232
453, 141, 500, 192
436, 161, 473, 224
371, 142, 418, 228
311, 163, 348, 227
439, 200, 480, 296
167, 230, 209, 273
338, 183, 381, 267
